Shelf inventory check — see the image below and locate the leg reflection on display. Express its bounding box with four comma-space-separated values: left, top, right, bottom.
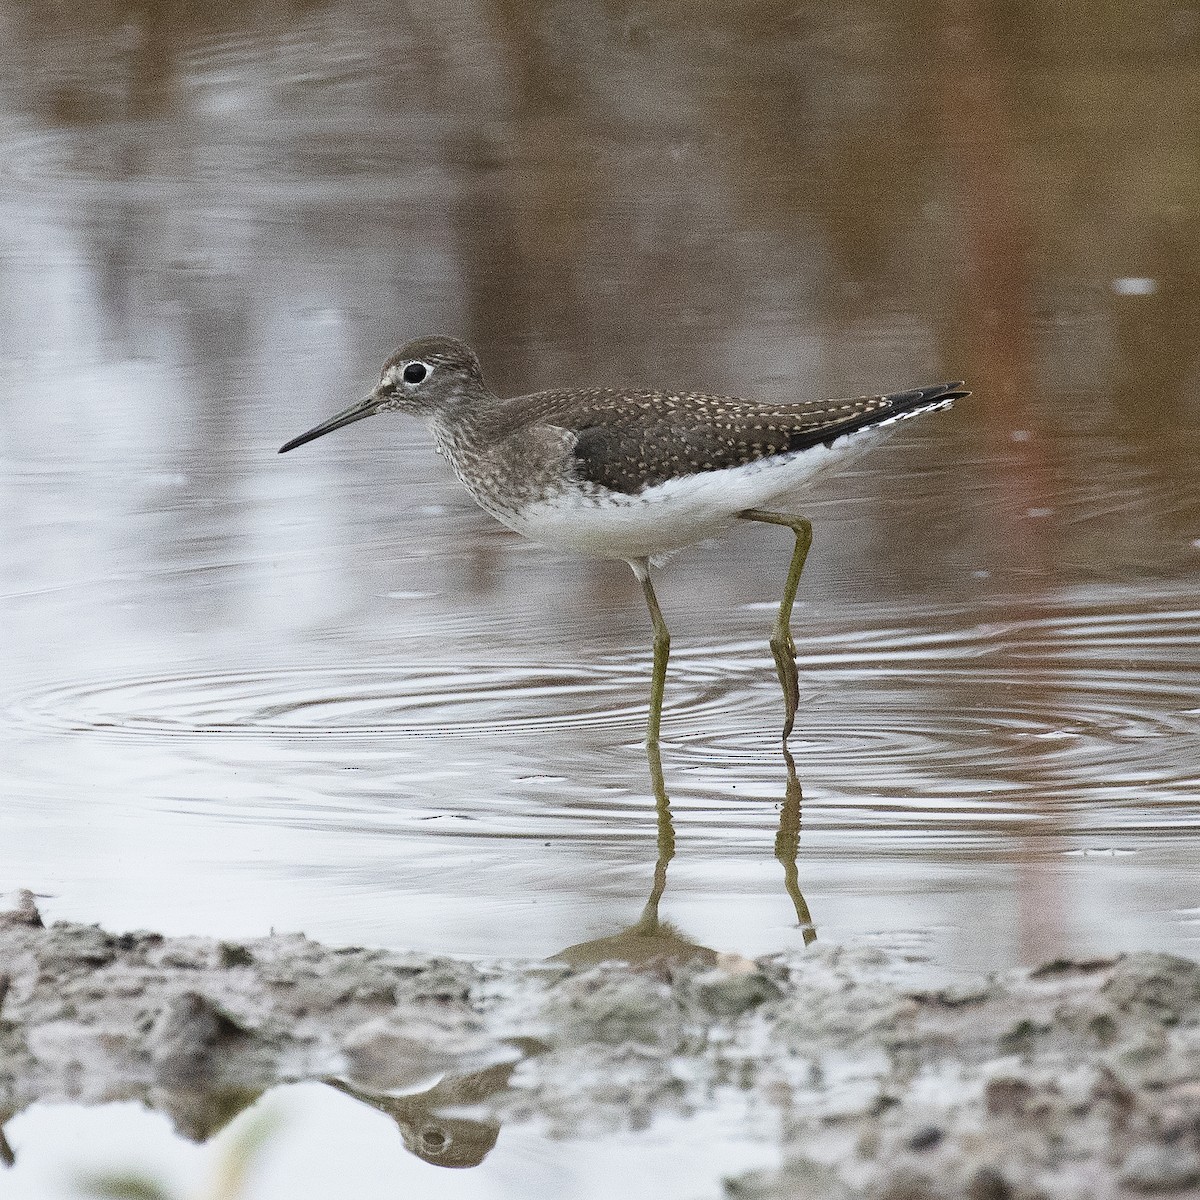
558, 739, 712, 968
559, 739, 817, 966
633, 738, 818, 945
776, 745, 817, 945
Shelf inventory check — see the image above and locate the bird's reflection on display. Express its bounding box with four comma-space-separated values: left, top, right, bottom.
333, 738, 816, 1170
0, 745, 816, 1175
327, 1056, 526, 1169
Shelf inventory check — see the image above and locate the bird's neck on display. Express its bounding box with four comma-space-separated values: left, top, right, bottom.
428, 390, 502, 461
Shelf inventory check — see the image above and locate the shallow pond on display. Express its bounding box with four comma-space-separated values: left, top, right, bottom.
1, 2, 1198, 1195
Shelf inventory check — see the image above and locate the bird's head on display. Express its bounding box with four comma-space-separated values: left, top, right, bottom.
279, 336, 486, 453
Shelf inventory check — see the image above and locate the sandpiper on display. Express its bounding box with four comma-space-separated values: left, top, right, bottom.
280, 337, 968, 743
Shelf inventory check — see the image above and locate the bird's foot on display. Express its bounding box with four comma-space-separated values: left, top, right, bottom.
769, 629, 800, 740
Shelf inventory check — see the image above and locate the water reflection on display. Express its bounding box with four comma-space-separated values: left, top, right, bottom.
558, 740, 816, 970
329, 1060, 519, 1171
2, 1079, 775, 1199
276, 734, 816, 1177
775, 747, 816, 944
0, 738, 816, 1180
2, 583, 1198, 967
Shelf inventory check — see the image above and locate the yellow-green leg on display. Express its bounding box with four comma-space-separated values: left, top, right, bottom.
633, 738, 675, 934
628, 556, 671, 746
737, 509, 813, 740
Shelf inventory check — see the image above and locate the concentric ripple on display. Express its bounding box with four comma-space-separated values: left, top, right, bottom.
3, 661, 738, 741
664, 592, 1200, 816
4, 592, 1196, 825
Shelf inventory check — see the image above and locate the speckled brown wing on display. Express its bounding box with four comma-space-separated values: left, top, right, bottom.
515, 382, 968, 495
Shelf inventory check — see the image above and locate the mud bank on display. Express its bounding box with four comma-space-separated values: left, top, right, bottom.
2, 890, 1200, 1197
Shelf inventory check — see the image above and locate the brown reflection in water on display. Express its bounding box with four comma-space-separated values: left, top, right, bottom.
4, 0, 1194, 580
939, 3, 1067, 961
940, 2, 1054, 571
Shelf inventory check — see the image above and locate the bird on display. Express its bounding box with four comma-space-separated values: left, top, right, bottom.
279, 337, 968, 744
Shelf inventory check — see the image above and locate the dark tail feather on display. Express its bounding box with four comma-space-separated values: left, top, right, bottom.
883, 384, 974, 412
788, 381, 970, 453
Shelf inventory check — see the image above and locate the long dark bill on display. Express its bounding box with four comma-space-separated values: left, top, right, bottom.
278, 395, 379, 453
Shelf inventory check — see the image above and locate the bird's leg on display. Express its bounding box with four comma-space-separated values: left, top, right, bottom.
628, 557, 671, 746
634, 738, 675, 933
737, 509, 813, 740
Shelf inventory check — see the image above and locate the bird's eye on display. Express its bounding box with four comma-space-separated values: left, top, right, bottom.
403, 362, 428, 385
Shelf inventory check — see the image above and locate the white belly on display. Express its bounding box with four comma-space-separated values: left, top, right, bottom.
494, 437, 853, 560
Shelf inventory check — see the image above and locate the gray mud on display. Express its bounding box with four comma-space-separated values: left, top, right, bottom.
3, 890, 1200, 1197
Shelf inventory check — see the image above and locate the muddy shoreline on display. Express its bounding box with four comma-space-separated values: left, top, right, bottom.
3, 890, 1200, 1197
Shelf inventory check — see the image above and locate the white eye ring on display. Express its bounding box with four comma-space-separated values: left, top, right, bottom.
403, 361, 432, 386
